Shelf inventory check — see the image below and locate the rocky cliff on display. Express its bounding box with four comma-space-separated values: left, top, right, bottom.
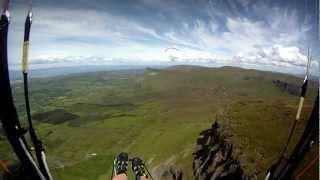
193, 121, 255, 180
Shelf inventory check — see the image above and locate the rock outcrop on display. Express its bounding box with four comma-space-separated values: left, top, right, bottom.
159, 166, 183, 180
193, 121, 254, 180
272, 80, 300, 96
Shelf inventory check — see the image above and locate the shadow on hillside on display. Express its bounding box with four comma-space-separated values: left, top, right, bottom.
192, 121, 256, 180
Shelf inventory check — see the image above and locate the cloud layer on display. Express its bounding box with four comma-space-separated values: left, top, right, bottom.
7, 0, 319, 75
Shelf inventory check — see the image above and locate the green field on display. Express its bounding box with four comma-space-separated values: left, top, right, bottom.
0, 66, 318, 179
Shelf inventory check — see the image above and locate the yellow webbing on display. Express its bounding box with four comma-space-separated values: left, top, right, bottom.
22, 41, 29, 73
295, 97, 304, 121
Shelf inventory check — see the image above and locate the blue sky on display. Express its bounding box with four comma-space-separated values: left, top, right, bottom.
7, 0, 320, 75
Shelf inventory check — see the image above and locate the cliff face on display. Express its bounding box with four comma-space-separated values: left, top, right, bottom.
155, 166, 183, 180
272, 80, 300, 96
193, 122, 254, 180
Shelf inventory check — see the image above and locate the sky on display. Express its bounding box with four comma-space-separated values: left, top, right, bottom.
6, 0, 320, 75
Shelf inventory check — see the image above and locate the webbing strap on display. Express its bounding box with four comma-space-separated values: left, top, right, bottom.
21, 8, 53, 180
266, 50, 312, 179
0, 13, 45, 180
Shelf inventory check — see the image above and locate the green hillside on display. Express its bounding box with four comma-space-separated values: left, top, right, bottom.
0, 66, 318, 179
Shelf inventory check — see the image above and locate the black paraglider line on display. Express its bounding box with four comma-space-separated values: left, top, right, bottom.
277, 93, 319, 179
280, 49, 311, 157
21, 5, 53, 179
266, 49, 315, 180
143, 163, 154, 180
0, 5, 46, 180
0, 1, 317, 179
0, 0, 51, 179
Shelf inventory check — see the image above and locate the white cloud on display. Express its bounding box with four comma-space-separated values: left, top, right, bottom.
32, 8, 160, 42
310, 60, 319, 76
7, 1, 316, 75
160, 9, 312, 72
232, 44, 307, 67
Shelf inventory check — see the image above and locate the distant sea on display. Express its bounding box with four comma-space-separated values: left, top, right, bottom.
8, 64, 317, 81
9, 65, 161, 81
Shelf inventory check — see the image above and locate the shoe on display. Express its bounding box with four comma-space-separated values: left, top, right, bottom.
113, 152, 129, 176
131, 157, 148, 179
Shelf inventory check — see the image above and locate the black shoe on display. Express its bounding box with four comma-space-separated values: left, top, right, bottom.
131, 157, 148, 179
113, 152, 129, 176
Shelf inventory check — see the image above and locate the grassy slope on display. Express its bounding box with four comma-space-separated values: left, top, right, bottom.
0, 66, 317, 179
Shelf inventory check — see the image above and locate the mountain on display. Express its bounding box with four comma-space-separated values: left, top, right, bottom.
0, 65, 318, 179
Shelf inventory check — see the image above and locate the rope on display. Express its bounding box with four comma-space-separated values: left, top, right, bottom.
294, 155, 319, 180
28, 0, 32, 12
277, 94, 319, 179
2, 0, 9, 14
266, 49, 312, 179
0, 160, 12, 175
21, 3, 53, 179
110, 156, 115, 180
143, 163, 154, 180
0, 9, 45, 179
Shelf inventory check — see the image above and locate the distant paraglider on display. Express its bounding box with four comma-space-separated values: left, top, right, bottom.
164, 47, 181, 62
